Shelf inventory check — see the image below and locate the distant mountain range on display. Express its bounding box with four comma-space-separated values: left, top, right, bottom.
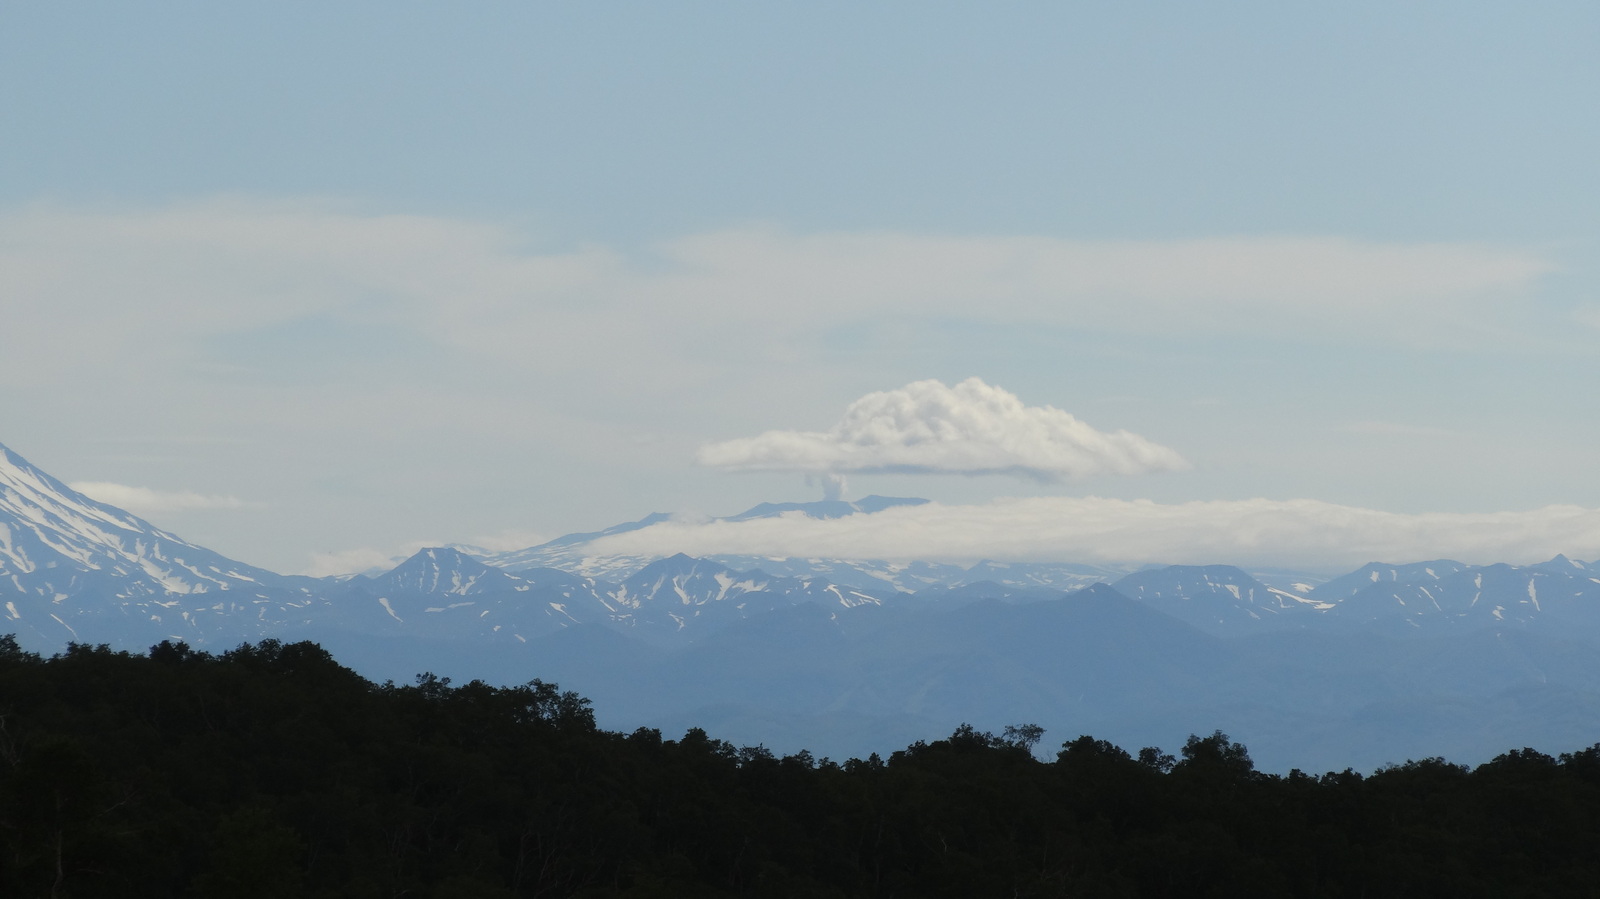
6, 438, 1600, 771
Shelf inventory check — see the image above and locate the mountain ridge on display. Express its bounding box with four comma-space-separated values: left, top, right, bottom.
8, 437, 1600, 771
7, 438, 1599, 649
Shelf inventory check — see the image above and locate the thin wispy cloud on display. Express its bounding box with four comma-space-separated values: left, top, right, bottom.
1341, 421, 1460, 437
0, 203, 1558, 392
301, 547, 407, 579
69, 481, 245, 515
656, 229, 1551, 338
586, 496, 1600, 571
697, 377, 1188, 482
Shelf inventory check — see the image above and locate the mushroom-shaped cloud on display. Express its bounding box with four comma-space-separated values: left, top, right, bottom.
696, 377, 1188, 481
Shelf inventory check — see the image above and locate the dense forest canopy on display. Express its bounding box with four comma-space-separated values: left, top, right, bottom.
3, 636, 1600, 897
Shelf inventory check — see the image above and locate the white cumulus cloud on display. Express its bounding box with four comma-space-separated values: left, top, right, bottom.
696, 378, 1189, 481
69, 481, 246, 515
585, 496, 1600, 572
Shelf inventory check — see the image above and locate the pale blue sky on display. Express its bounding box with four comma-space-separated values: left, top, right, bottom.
7, 3, 1598, 238
2, 2, 1597, 572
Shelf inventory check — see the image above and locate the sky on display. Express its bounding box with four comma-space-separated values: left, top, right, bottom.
2, 2, 1598, 575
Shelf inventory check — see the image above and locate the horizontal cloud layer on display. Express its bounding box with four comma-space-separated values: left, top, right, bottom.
69, 481, 245, 515
585, 496, 1600, 572
0, 203, 1557, 392
0, 201, 1573, 571
697, 378, 1188, 480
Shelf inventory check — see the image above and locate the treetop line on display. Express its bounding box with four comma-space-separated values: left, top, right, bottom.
4, 635, 1600, 897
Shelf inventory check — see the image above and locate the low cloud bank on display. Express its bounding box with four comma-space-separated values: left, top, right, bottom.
70, 481, 245, 515
697, 378, 1188, 481
586, 496, 1600, 571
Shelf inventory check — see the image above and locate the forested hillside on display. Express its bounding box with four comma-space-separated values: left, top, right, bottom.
4, 637, 1600, 897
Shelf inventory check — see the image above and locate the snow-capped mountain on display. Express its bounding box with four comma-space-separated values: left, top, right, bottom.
473, 496, 1136, 594
7, 436, 1600, 656
369, 546, 527, 597
328, 547, 897, 647
0, 441, 326, 646
1313, 559, 1600, 631
1310, 560, 1475, 603
1109, 565, 1328, 634
603, 553, 892, 637
477, 511, 674, 580
325, 547, 618, 644
688, 556, 1133, 595
1100, 558, 1600, 637
0, 441, 909, 652
960, 559, 1129, 591
1530, 554, 1596, 576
